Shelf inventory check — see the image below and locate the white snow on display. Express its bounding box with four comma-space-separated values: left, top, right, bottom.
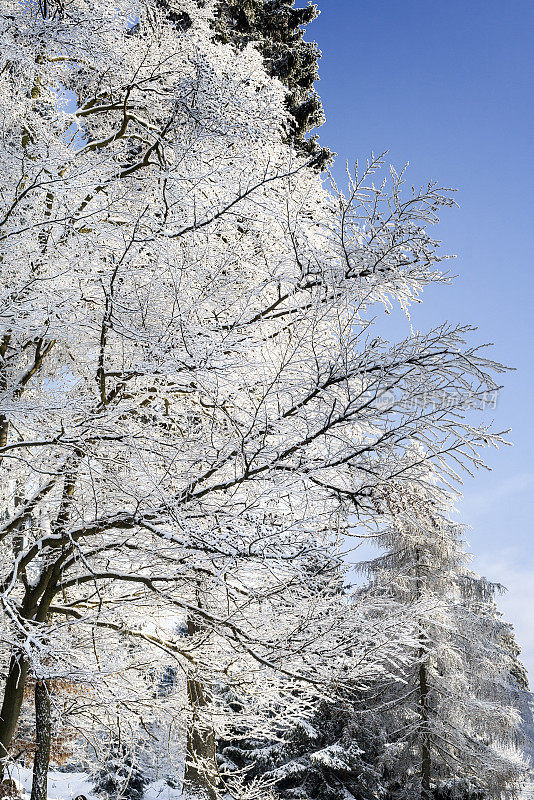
10, 766, 96, 800
143, 780, 182, 800
9, 769, 184, 800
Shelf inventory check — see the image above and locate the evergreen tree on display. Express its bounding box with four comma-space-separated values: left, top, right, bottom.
361, 481, 530, 800
155, 0, 331, 166
218, 689, 388, 800
214, 0, 331, 167
93, 742, 147, 800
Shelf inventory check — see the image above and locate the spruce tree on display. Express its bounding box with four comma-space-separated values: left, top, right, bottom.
142, 0, 324, 168
214, 0, 331, 167
218, 689, 388, 800
156, 0, 331, 166
93, 742, 147, 800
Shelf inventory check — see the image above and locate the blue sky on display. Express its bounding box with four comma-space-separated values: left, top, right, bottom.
303, 0, 534, 678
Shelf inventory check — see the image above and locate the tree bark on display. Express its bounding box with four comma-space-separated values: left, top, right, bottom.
30, 680, 51, 800
0, 578, 60, 780
183, 616, 217, 800
414, 547, 431, 800
0, 653, 31, 779
419, 660, 431, 800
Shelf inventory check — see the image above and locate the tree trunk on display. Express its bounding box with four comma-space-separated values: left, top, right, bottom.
414, 547, 431, 800
30, 680, 51, 800
0, 583, 58, 780
0, 653, 30, 779
184, 678, 217, 800
419, 660, 431, 800
183, 616, 217, 800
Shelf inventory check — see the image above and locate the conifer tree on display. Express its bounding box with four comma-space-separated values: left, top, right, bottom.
361, 482, 530, 800
213, 0, 331, 167
93, 741, 147, 800
219, 690, 389, 800
156, 0, 330, 165
216, 579, 412, 800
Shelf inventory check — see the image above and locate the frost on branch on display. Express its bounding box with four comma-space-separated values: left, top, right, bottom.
0, 2, 530, 799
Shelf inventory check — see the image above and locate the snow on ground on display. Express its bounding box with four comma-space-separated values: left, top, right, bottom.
9, 766, 532, 800
11, 766, 96, 800
143, 780, 182, 800
9, 768, 183, 800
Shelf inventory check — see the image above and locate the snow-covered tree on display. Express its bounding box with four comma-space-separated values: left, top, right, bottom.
212, 0, 330, 166
360, 481, 530, 800
0, 0, 512, 797
216, 565, 415, 800
92, 740, 147, 800
218, 681, 390, 800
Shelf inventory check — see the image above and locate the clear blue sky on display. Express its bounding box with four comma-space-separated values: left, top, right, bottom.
304, 0, 534, 678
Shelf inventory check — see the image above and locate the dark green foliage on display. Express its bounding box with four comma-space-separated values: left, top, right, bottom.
93, 743, 147, 800
219, 695, 387, 800
154, 0, 192, 30
153, 0, 331, 167
213, 0, 332, 168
